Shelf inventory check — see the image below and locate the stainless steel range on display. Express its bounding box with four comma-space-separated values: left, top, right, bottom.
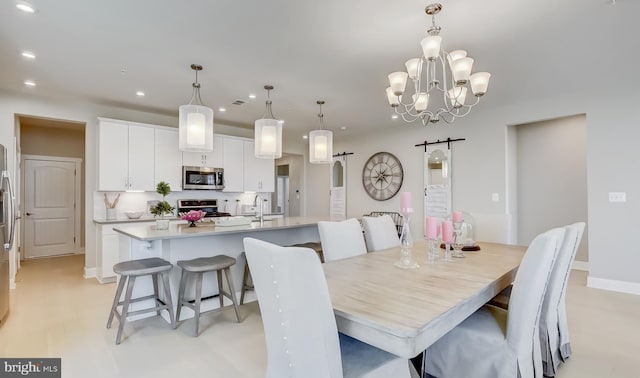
176, 199, 231, 218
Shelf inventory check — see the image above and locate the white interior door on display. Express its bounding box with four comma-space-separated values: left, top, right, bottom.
24, 159, 76, 258
330, 157, 347, 219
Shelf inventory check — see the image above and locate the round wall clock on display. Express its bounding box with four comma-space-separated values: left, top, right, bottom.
362, 152, 404, 201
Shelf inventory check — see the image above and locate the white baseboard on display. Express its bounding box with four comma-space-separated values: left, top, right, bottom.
75, 248, 85, 254
83, 267, 96, 279
587, 276, 640, 296
9, 278, 15, 290
571, 260, 589, 271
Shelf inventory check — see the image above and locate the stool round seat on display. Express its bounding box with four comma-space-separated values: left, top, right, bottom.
177, 255, 236, 273
113, 257, 172, 276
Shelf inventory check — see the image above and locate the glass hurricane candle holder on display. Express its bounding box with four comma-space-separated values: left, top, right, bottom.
452, 221, 466, 258
394, 215, 420, 269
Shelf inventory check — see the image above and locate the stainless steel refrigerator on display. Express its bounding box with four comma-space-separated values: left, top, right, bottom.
0, 144, 16, 325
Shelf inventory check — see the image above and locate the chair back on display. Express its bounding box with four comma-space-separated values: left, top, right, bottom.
243, 237, 343, 378
506, 227, 565, 378
361, 215, 401, 252
318, 218, 367, 262
540, 222, 585, 372
366, 211, 403, 236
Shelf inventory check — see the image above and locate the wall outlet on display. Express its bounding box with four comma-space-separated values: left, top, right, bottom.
491, 193, 500, 202
608, 192, 626, 202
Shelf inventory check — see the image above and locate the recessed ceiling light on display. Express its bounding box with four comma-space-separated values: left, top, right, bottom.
21, 51, 36, 59
391, 114, 399, 119
24, 80, 36, 87
218, 107, 226, 112
340, 126, 347, 130
136, 91, 145, 97
16, 1, 36, 13
302, 135, 308, 140
248, 94, 256, 99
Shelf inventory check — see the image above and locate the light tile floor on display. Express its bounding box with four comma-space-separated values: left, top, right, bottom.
0, 255, 638, 378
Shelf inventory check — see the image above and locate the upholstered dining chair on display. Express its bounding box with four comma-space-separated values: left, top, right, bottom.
488, 222, 585, 377
423, 227, 566, 378
365, 211, 404, 237
243, 237, 411, 378
318, 218, 368, 262
361, 215, 401, 252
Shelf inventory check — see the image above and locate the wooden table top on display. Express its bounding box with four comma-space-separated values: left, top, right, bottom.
323, 241, 526, 358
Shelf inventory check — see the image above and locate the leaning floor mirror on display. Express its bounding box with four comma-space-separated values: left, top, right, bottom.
423, 145, 452, 234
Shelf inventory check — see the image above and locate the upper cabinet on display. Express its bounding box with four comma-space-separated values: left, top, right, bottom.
98, 120, 155, 191
222, 137, 244, 192
243, 140, 275, 192
222, 137, 275, 193
155, 127, 182, 191
182, 135, 224, 168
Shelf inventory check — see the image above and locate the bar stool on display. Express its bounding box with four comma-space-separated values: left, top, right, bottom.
176, 255, 242, 336
106, 257, 175, 345
291, 241, 324, 263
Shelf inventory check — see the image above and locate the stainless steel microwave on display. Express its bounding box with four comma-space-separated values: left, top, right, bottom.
182, 166, 224, 190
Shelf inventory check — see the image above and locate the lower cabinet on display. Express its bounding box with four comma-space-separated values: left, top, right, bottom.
96, 222, 155, 284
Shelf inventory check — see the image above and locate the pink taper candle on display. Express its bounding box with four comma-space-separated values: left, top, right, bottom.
452, 211, 463, 223
426, 217, 438, 239
400, 192, 413, 214
442, 220, 454, 243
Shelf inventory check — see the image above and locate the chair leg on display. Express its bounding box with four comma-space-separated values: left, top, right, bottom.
176, 268, 188, 322
192, 272, 203, 337
224, 267, 242, 323
240, 261, 251, 305
107, 275, 127, 329
152, 272, 161, 316
217, 270, 224, 308
161, 271, 176, 329
116, 276, 136, 345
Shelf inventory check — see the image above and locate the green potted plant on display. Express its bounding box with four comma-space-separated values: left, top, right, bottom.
150, 181, 174, 230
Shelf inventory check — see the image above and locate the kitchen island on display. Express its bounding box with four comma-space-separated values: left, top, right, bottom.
112, 216, 326, 322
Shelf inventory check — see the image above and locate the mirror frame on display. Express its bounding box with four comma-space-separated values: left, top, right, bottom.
423, 145, 452, 235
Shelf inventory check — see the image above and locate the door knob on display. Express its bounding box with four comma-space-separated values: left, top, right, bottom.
26, 212, 33, 216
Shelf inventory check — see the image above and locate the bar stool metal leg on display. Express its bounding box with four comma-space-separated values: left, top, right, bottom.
161, 271, 176, 329
107, 276, 126, 329
223, 267, 242, 322
116, 276, 136, 345
176, 268, 188, 322
192, 272, 203, 336
217, 270, 224, 308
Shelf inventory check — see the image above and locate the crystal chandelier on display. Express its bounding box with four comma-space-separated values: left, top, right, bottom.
254, 85, 283, 159
309, 100, 333, 164
386, 3, 491, 125
179, 64, 214, 152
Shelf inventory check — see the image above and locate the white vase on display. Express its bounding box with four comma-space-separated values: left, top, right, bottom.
155, 219, 170, 230
106, 208, 117, 220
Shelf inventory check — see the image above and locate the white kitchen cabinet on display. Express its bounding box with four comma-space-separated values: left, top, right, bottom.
155, 128, 182, 191
96, 221, 155, 283
243, 140, 275, 192
98, 119, 155, 191
222, 137, 245, 192
182, 135, 224, 168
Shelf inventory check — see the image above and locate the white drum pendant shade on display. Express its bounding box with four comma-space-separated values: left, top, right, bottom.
255, 118, 283, 159
179, 104, 214, 152
309, 129, 333, 164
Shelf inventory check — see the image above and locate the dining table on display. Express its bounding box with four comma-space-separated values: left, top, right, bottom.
323, 241, 526, 358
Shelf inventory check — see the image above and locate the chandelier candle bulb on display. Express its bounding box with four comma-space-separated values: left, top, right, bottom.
442, 220, 454, 244
400, 192, 413, 214
386, 87, 401, 106
388, 72, 409, 95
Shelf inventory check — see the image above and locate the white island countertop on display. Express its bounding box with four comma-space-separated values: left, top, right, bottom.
113, 216, 328, 241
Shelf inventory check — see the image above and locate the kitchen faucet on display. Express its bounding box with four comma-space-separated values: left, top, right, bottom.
254, 194, 264, 224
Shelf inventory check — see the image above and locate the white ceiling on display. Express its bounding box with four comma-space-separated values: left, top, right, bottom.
0, 0, 634, 139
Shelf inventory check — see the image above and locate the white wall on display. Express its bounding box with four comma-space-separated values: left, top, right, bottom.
514, 114, 588, 262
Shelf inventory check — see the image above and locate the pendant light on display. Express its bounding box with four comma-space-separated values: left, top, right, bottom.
309, 100, 333, 164
254, 85, 283, 159
179, 64, 214, 152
